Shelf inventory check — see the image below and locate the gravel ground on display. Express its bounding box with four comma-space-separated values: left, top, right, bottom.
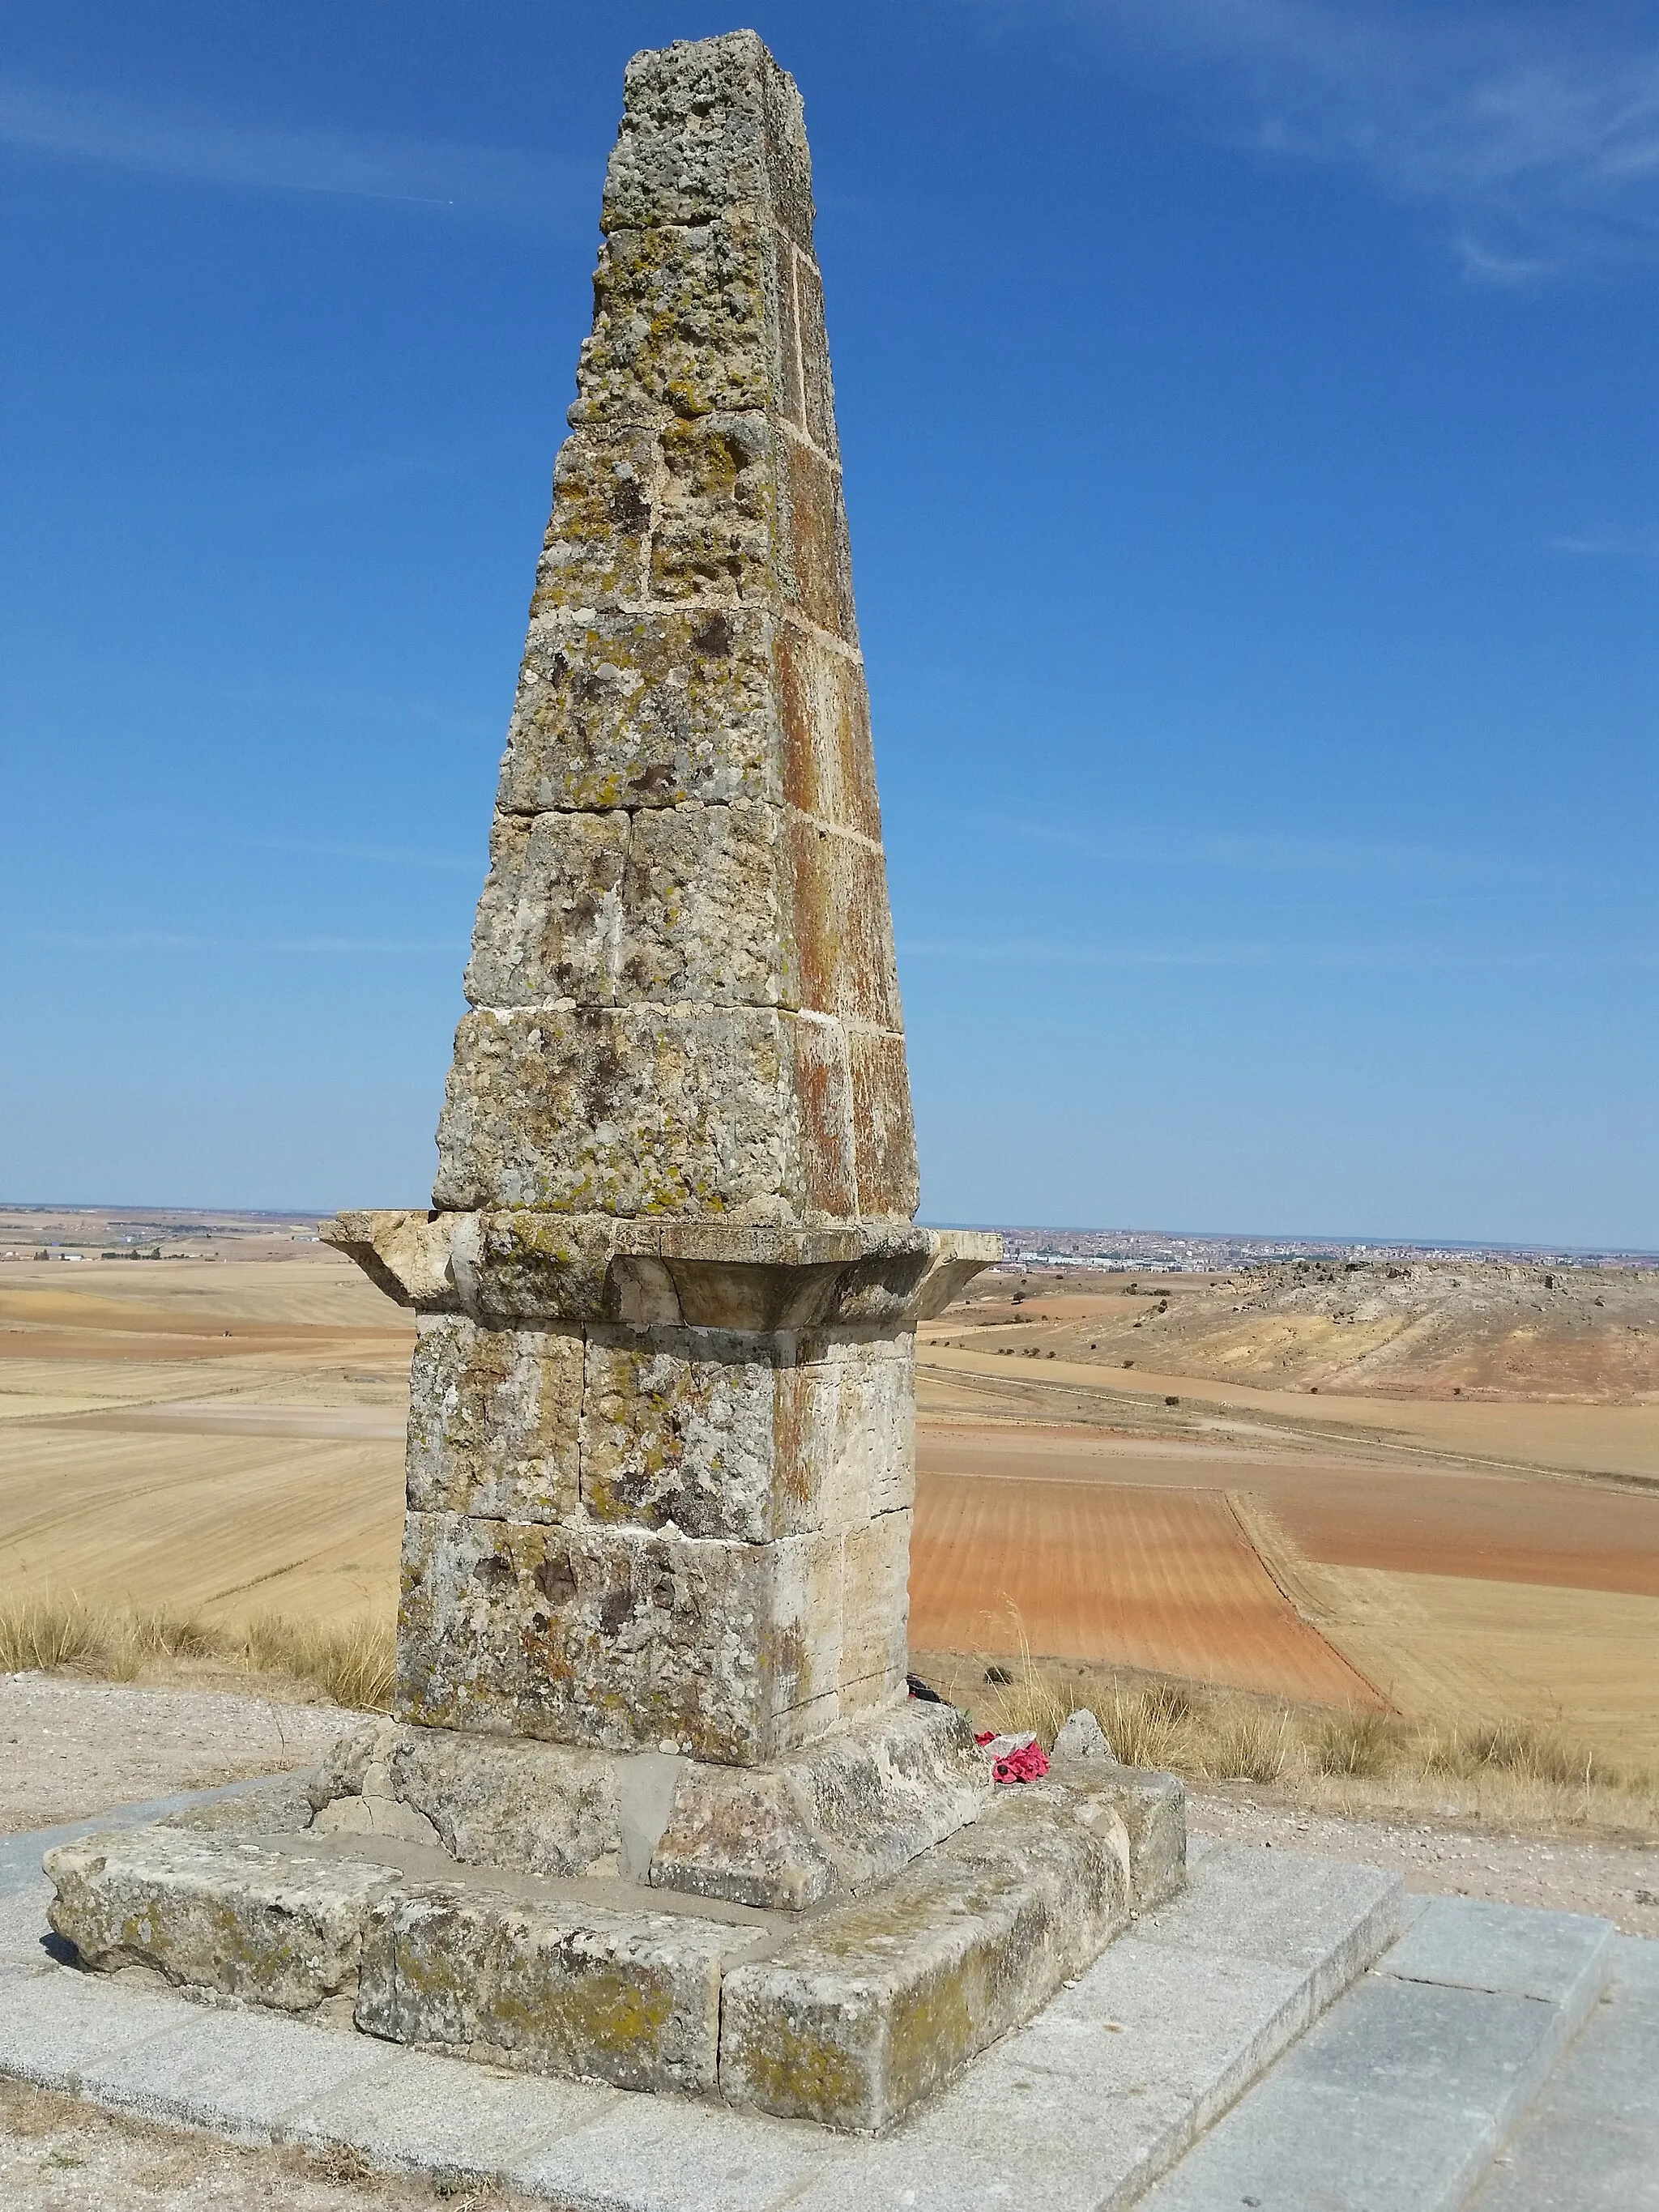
0, 2078, 529, 2210
1188, 1785, 1659, 1937
0, 1675, 352, 1835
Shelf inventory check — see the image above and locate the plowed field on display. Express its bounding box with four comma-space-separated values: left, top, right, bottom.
909, 1469, 1382, 1706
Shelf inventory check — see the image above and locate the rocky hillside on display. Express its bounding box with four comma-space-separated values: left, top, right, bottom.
952, 1261, 1659, 1403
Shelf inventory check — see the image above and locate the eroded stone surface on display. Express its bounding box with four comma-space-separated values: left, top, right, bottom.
650, 1698, 990, 1910
326, 1210, 996, 1325
306, 1702, 992, 1912
579, 1325, 912, 1542
310, 1719, 624, 1880
1052, 1762, 1188, 1910
45, 1829, 400, 2012
406, 1316, 582, 1524
429, 26, 915, 1231
718, 1784, 1136, 2130
395, 1508, 855, 1763
356, 1881, 757, 2095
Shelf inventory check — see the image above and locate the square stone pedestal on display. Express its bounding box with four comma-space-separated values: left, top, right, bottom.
45, 1733, 1185, 2133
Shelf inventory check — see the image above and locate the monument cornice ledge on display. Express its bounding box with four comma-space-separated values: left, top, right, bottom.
325, 1208, 1000, 1329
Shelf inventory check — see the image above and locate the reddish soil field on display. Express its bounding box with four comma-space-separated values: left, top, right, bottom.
910, 1469, 1382, 1705
917, 1424, 1659, 1598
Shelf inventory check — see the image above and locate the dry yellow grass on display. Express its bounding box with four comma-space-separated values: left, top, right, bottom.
928, 1640, 1659, 1839
0, 1592, 394, 1710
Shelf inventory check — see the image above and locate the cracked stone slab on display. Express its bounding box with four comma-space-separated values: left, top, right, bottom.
45, 1828, 403, 2011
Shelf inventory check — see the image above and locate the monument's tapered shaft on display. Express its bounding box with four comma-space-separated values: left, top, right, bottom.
437, 30, 917, 1227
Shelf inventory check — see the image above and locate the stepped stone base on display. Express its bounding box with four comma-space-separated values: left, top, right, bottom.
43, 1752, 1185, 2133
305, 1701, 996, 1912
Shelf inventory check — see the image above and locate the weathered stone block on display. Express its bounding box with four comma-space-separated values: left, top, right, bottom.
650, 1698, 988, 1911
777, 1329, 915, 1528
787, 814, 902, 1030
432, 1004, 796, 1217
777, 622, 881, 839
793, 249, 840, 462
580, 1327, 911, 1544
650, 412, 778, 601
500, 610, 782, 816
788, 1012, 859, 1218
313, 1720, 624, 1879
620, 799, 794, 1005
718, 1786, 1133, 2130
406, 1316, 582, 1524
839, 1508, 912, 1700
603, 30, 813, 249
45, 1830, 399, 2013
580, 1327, 778, 1541
396, 1510, 844, 1764
463, 811, 628, 1009
1047, 1762, 1188, 1910
779, 432, 856, 642
356, 1882, 756, 2095
848, 1025, 920, 1218
530, 427, 658, 612
574, 215, 785, 426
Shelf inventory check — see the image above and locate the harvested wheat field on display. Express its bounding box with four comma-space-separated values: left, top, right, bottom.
909, 1471, 1381, 1707
0, 1245, 411, 1629
912, 1418, 1659, 1762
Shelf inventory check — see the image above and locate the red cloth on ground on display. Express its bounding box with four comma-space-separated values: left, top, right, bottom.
974, 1732, 1051, 1784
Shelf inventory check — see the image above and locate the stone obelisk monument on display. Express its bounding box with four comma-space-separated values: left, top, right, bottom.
48, 32, 1183, 2133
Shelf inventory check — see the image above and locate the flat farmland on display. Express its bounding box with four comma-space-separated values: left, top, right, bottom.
908, 1470, 1382, 1706
0, 1253, 412, 1626
915, 1418, 1659, 1759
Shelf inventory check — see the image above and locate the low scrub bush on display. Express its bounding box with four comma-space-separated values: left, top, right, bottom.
1314, 1708, 1399, 1779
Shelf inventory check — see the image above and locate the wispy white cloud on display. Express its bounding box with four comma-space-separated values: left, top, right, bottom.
1548, 525, 1659, 556
0, 75, 595, 221
1057, 0, 1659, 279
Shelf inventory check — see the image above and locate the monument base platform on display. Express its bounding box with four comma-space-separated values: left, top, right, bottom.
304, 1702, 994, 1912
43, 1749, 1185, 2133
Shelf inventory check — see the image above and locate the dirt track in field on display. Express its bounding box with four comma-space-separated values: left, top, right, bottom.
910, 1469, 1383, 1706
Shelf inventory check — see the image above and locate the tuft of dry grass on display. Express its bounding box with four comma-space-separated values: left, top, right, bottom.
0, 1591, 394, 1711
1201, 1704, 1294, 1784
1313, 1707, 1400, 1779
244, 1612, 396, 1712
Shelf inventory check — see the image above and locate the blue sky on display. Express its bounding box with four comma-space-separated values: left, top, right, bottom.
1, 1, 1653, 1244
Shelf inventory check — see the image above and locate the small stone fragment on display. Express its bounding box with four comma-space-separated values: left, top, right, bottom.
1052, 1707, 1117, 1764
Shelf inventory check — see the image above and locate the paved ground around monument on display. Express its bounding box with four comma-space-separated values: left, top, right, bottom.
2, 1775, 1654, 2209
